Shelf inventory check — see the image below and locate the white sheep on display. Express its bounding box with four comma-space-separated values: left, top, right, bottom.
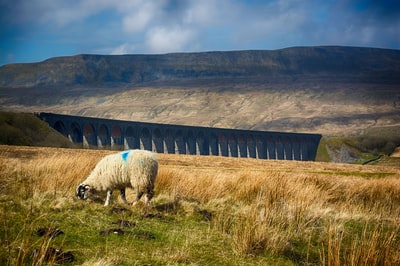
76, 149, 158, 206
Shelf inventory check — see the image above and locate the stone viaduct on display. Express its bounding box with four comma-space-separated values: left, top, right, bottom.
37, 112, 322, 161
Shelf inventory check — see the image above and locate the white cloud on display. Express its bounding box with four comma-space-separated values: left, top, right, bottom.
146, 26, 196, 53
2, 0, 400, 66
121, 1, 160, 33
110, 43, 135, 55
184, 0, 220, 25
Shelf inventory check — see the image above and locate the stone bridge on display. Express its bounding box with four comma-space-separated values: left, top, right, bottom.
37, 112, 322, 161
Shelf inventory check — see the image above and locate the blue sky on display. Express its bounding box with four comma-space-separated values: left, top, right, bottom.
1, 0, 399, 66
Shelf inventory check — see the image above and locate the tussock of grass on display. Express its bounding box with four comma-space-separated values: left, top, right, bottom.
321, 221, 399, 266
1, 145, 399, 265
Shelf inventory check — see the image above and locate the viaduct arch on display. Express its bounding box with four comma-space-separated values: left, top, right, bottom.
37, 112, 322, 161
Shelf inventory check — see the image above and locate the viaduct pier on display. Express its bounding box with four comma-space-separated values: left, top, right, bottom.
37, 112, 321, 161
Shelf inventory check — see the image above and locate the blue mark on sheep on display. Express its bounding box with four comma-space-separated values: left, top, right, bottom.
121, 151, 130, 162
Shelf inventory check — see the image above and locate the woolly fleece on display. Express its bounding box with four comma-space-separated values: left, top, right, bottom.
82, 149, 158, 198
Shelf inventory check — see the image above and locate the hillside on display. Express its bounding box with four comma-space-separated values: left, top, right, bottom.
0, 46, 399, 136
1, 46, 400, 87
0, 112, 72, 148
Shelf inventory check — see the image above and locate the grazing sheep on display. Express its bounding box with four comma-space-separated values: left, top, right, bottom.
76, 150, 158, 206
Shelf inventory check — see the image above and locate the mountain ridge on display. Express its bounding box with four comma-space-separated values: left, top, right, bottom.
0, 46, 399, 136
1, 46, 400, 88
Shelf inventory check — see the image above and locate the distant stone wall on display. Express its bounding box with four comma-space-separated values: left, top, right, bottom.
37, 112, 321, 161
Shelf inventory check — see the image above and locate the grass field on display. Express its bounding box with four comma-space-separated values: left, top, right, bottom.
0, 145, 399, 265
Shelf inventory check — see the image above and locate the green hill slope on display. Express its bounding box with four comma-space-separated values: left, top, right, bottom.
0, 112, 72, 147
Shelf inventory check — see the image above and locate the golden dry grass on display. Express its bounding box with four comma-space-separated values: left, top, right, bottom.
156, 152, 400, 262
1, 145, 399, 265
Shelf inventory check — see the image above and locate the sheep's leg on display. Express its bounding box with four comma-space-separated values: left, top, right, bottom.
120, 188, 128, 205
144, 189, 154, 206
131, 192, 144, 206
104, 190, 112, 206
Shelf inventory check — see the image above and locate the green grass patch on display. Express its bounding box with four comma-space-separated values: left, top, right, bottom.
315, 137, 331, 162
1, 194, 293, 265
317, 128, 400, 164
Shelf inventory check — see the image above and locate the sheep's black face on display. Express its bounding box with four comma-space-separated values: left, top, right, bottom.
76, 184, 90, 200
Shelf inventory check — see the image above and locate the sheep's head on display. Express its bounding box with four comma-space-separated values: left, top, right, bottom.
76, 184, 91, 200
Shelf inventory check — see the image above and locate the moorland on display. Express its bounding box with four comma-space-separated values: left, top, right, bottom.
0, 145, 399, 265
